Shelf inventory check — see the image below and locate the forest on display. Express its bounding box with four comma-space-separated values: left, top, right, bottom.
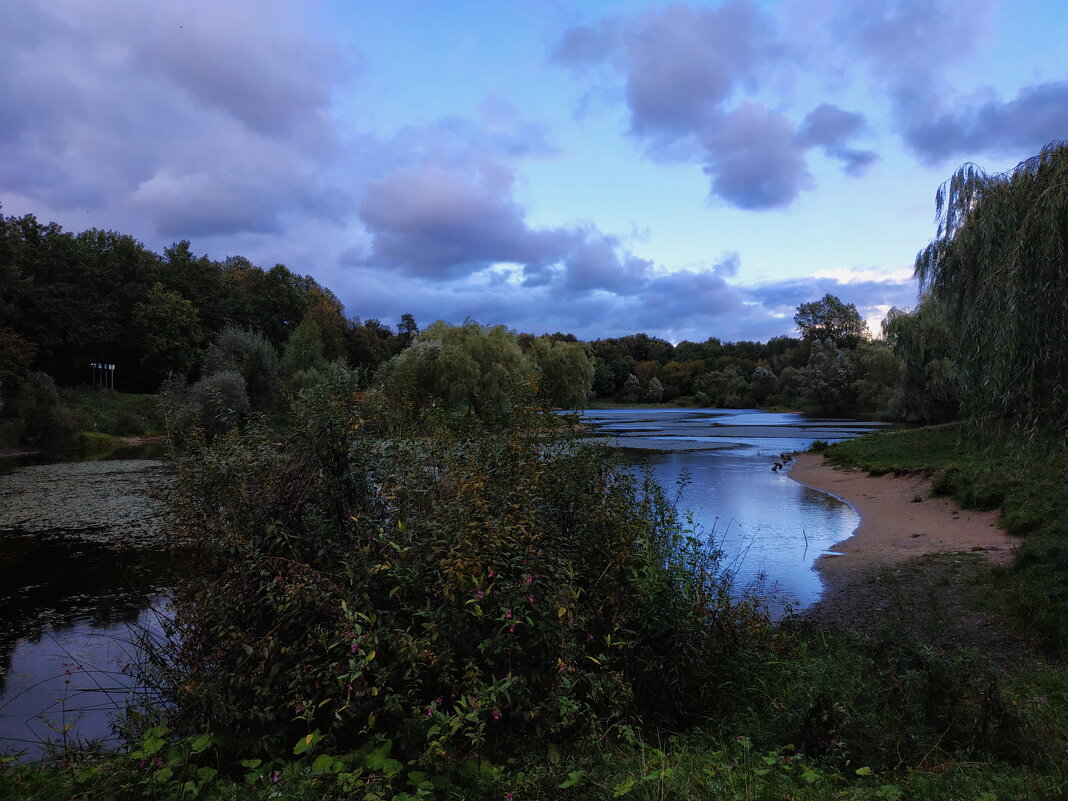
1, 203, 959, 449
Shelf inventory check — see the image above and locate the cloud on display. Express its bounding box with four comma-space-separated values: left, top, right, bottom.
337, 260, 916, 344
0, 0, 356, 238
900, 81, 1068, 165
702, 103, 812, 209
553, 2, 876, 209
817, 0, 1063, 164
795, 104, 879, 175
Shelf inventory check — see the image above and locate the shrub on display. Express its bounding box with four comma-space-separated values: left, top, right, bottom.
154, 381, 767, 767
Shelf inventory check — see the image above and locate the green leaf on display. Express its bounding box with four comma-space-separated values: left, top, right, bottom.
613, 776, 635, 796
855, 766, 873, 776
311, 754, 335, 774
190, 733, 213, 754
293, 730, 323, 755
558, 770, 584, 788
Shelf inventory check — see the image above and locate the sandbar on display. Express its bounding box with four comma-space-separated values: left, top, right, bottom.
788, 453, 1017, 584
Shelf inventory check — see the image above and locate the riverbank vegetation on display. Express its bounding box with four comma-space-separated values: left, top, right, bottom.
3, 144, 1068, 798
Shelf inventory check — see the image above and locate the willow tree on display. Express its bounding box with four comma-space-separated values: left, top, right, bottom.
915, 141, 1068, 442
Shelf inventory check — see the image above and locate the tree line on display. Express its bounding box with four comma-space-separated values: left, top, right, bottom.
4, 141, 1066, 445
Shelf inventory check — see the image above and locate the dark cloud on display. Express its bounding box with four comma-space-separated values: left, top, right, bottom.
702, 103, 812, 209
357, 161, 564, 278
0, 0, 354, 238
553, 3, 875, 209
901, 81, 1068, 165
334, 262, 916, 345
821, 0, 1062, 165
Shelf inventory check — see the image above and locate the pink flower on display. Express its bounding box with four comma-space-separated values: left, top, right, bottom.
526, 594, 533, 603
525, 575, 532, 584
505, 609, 512, 619
487, 568, 495, 578
476, 590, 484, 600
295, 704, 304, 714
509, 625, 515, 633
492, 708, 501, 720
351, 643, 358, 652
272, 771, 281, 783
505, 794, 514, 801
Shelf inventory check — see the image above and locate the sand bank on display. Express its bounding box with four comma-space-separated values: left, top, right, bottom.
788, 453, 1017, 583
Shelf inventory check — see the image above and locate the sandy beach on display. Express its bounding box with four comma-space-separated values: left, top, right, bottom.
788, 453, 1017, 582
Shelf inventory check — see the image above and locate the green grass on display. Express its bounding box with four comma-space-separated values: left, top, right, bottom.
819, 423, 1068, 656
58, 386, 162, 437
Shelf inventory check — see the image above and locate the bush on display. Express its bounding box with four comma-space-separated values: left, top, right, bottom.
154, 382, 767, 767
13, 371, 60, 444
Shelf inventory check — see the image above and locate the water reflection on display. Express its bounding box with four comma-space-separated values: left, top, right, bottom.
0, 451, 172, 758
582, 408, 884, 615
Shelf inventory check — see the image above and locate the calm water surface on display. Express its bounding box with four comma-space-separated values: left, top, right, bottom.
581, 408, 887, 614
0, 449, 171, 758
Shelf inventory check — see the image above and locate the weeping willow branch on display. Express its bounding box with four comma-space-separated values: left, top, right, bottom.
914, 141, 1068, 444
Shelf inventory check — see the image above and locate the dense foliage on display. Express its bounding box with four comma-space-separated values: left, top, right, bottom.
915, 141, 1068, 441
156, 380, 767, 767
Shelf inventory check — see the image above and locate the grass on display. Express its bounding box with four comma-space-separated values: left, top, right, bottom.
58, 386, 162, 437
820, 423, 1068, 657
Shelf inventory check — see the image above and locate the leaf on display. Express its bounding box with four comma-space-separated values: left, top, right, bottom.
855, 766, 873, 776
612, 776, 635, 796
311, 754, 335, 774
293, 730, 323, 755
190, 733, 213, 753
558, 770, 583, 788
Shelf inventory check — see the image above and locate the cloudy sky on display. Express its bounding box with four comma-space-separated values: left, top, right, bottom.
3, 0, 1066, 342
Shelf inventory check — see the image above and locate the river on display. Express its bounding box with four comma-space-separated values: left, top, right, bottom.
0, 409, 882, 757
581, 408, 886, 613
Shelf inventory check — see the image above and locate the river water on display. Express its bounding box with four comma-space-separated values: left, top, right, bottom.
581, 408, 886, 614
0, 409, 883, 757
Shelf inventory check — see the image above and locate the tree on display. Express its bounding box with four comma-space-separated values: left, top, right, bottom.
794, 294, 870, 348
915, 141, 1068, 440
203, 327, 281, 411
645, 376, 664, 403
380, 320, 526, 420
801, 339, 853, 412
525, 337, 595, 409
132, 282, 204, 381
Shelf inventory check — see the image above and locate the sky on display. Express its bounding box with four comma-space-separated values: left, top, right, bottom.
3, 0, 1067, 344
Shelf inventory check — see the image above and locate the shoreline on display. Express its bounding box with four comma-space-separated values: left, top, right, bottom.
787, 452, 1017, 588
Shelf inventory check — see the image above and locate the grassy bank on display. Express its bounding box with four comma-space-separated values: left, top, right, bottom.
820, 423, 1068, 656
0, 387, 161, 455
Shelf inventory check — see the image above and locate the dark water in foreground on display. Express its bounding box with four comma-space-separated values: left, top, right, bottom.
581, 408, 887, 614
0, 451, 172, 757
0, 410, 883, 757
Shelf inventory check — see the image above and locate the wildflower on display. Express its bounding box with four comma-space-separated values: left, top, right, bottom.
509, 625, 515, 633
476, 590, 484, 600
505, 794, 514, 801
526, 594, 533, 603
525, 574, 532, 584
505, 609, 512, 619
351, 643, 358, 652
487, 568, 495, 578
272, 771, 281, 783
155, 757, 164, 768
295, 704, 304, 715
492, 708, 501, 720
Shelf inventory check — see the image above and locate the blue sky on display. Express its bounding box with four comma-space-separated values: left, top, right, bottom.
3, 0, 1066, 342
